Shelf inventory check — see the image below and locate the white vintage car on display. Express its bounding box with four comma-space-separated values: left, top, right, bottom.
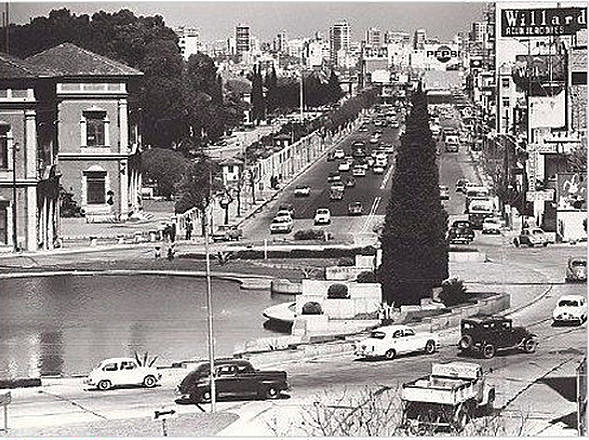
552, 295, 587, 325
355, 325, 439, 360
84, 357, 162, 390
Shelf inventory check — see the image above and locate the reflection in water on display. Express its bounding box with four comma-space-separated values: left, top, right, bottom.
0, 275, 292, 377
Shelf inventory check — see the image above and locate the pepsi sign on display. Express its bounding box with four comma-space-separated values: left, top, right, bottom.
426, 45, 461, 63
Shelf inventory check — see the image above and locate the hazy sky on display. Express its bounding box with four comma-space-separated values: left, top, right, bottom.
9, 1, 485, 42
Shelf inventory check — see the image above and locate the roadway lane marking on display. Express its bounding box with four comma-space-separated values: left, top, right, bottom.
360, 196, 382, 234
379, 163, 394, 190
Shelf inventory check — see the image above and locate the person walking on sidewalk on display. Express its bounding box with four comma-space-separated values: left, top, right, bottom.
170, 221, 177, 243
185, 217, 193, 241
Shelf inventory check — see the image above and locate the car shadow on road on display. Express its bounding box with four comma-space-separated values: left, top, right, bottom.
353, 350, 436, 363
551, 320, 585, 328
175, 393, 291, 406
86, 384, 161, 392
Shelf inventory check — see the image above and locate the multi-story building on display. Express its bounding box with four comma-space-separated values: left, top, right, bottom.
26, 43, 143, 224
287, 39, 306, 59
175, 26, 201, 60
304, 39, 329, 68
385, 30, 411, 45
235, 24, 251, 54
365, 27, 384, 48
0, 53, 60, 252
413, 28, 427, 50
329, 20, 350, 66
471, 21, 487, 43
273, 30, 288, 53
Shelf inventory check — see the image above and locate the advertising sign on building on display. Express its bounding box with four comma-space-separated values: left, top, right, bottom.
425, 45, 462, 63
526, 189, 555, 202
501, 7, 587, 37
512, 54, 566, 96
557, 172, 587, 210
363, 46, 388, 59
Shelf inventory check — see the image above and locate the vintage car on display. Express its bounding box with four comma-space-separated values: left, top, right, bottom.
552, 295, 587, 325
212, 224, 243, 242
565, 256, 587, 283
373, 165, 385, 174
326, 152, 336, 162
333, 148, 345, 159
344, 176, 356, 187
347, 201, 364, 216
327, 172, 342, 183
352, 166, 367, 177
269, 215, 293, 234
439, 185, 450, 200
293, 185, 311, 197
314, 208, 331, 225
355, 325, 439, 360
482, 217, 502, 235
513, 227, 550, 247
455, 178, 470, 194
457, 315, 537, 359
176, 359, 289, 403
84, 357, 161, 391
338, 161, 351, 172
447, 220, 475, 244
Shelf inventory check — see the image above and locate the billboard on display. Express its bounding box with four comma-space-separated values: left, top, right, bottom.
501, 7, 587, 37
512, 54, 566, 96
425, 45, 461, 63
363, 46, 388, 59
557, 172, 587, 210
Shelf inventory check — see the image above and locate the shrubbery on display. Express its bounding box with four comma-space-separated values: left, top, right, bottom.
302, 301, 323, 315
180, 246, 377, 260
327, 283, 350, 299
337, 257, 355, 267
438, 277, 469, 306
294, 229, 325, 241
356, 271, 377, 283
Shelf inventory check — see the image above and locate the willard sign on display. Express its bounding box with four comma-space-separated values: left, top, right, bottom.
501, 7, 587, 37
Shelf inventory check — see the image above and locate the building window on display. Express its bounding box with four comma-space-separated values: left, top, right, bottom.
0, 124, 9, 169
501, 78, 510, 88
84, 111, 106, 146
85, 171, 107, 204
502, 97, 510, 107
0, 203, 6, 245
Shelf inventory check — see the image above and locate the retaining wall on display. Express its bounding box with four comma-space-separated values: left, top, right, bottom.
270, 278, 302, 295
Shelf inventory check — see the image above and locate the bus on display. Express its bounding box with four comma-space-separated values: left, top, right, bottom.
468, 197, 495, 229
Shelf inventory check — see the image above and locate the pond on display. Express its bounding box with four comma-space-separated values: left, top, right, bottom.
0, 274, 292, 378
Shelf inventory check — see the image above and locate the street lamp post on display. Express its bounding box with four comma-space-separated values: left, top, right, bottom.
203, 168, 216, 412
12, 142, 19, 252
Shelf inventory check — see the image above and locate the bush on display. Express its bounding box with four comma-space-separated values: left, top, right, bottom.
302, 301, 323, 315
337, 257, 355, 267
356, 271, 377, 283
358, 245, 377, 256
294, 229, 325, 241
327, 283, 350, 299
438, 277, 469, 307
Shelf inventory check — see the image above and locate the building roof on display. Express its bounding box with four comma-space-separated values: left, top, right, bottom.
0, 51, 56, 79
26, 43, 142, 78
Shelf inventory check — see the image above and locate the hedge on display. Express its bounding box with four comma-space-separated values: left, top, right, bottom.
356, 271, 377, 283
0, 377, 42, 389
179, 246, 377, 261
337, 257, 355, 267
302, 301, 323, 315
327, 283, 350, 299
294, 229, 325, 241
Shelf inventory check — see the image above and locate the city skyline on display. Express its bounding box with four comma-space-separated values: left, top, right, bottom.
9, 1, 484, 43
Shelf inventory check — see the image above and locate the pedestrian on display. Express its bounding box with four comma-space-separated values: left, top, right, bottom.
185, 218, 193, 241
162, 223, 170, 242
170, 221, 177, 243
154, 245, 161, 259
167, 242, 175, 261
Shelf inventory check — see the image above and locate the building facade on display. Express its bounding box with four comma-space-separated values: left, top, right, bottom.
175, 26, 201, 60
236, 24, 251, 54
26, 43, 143, 224
329, 20, 351, 66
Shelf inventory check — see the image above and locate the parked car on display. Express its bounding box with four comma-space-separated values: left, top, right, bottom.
278, 204, 295, 218
84, 357, 161, 391
352, 166, 366, 177
552, 295, 587, 325
457, 315, 537, 359
176, 359, 288, 403
338, 161, 351, 172
355, 325, 439, 360
514, 227, 550, 247
293, 185, 311, 197
269, 216, 293, 234
482, 217, 502, 234
565, 256, 587, 283
344, 176, 356, 187
347, 201, 364, 216
327, 172, 341, 183
314, 208, 331, 225
439, 185, 450, 200
334, 148, 345, 159
401, 362, 494, 432
212, 224, 243, 242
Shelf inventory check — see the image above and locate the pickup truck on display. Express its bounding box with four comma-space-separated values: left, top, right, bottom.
212, 225, 242, 242
176, 359, 289, 403
401, 362, 495, 432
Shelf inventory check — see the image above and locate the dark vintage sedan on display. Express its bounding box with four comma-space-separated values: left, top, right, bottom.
565, 256, 587, 283
176, 359, 289, 403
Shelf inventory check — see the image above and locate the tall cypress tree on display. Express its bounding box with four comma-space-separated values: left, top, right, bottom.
250, 64, 264, 124
378, 88, 449, 305
327, 69, 343, 104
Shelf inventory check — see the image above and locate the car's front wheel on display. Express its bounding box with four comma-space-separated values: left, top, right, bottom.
200, 390, 212, 403
385, 349, 397, 360
522, 338, 537, 353
425, 340, 436, 354
265, 386, 280, 400
143, 375, 157, 388
458, 335, 473, 351
97, 380, 112, 391
482, 344, 496, 359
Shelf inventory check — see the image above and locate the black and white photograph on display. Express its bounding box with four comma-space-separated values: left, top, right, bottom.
0, 0, 587, 436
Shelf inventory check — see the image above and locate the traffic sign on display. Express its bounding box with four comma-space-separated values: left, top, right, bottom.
0, 392, 10, 406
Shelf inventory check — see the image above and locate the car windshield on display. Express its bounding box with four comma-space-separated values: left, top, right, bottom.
532, 229, 544, 235
317, 209, 329, 215
571, 260, 587, 267
272, 217, 289, 224
558, 300, 579, 307
369, 331, 386, 339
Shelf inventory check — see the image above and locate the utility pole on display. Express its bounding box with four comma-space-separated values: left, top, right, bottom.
12, 143, 18, 252
203, 167, 216, 412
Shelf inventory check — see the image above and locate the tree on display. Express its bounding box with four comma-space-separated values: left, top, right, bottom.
174, 157, 223, 235
250, 64, 266, 124
378, 89, 449, 305
141, 148, 189, 199
326, 69, 344, 103
265, 65, 278, 113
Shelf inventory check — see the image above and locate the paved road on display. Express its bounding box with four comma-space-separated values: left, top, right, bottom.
240, 116, 400, 243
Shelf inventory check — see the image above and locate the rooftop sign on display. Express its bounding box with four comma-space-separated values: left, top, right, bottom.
501, 7, 587, 37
